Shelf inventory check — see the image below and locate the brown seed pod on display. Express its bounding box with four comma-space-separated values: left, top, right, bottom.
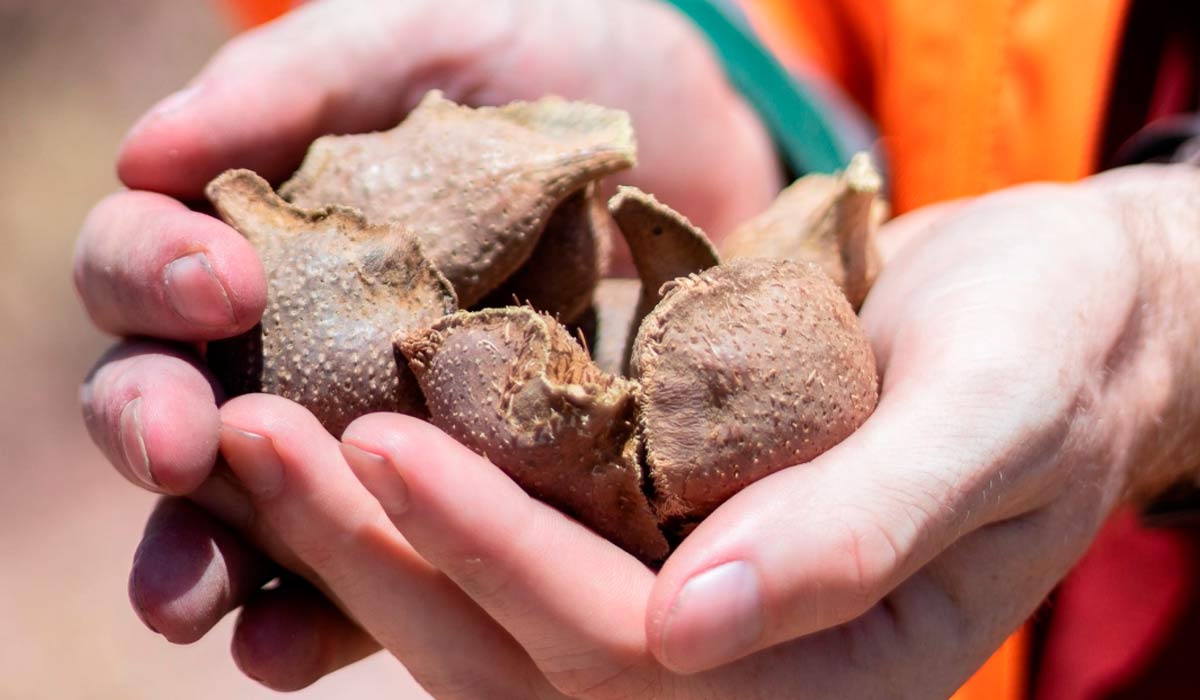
205, 169, 457, 436
630, 258, 879, 523
477, 184, 613, 324
280, 91, 637, 306
608, 186, 720, 371
398, 308, 669, 563
721, 152, 886, 309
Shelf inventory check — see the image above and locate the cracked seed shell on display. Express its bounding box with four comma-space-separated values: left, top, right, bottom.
397, 307, 669, 564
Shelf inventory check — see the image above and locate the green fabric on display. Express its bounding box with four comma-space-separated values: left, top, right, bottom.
663, 0, 851, 174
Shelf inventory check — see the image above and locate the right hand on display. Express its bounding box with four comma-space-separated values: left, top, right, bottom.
74, 0, 781, 690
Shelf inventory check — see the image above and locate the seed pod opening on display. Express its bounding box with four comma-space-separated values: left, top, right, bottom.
398, 307, 669, 564
281, 91, 637, 306
205, 169, 457, 436
631, 259, 879, 522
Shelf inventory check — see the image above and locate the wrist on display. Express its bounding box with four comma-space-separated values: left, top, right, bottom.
1081, 165, 1200, 501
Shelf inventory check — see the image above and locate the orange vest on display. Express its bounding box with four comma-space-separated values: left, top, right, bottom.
742, 1, 1132, 698
216, 0, 294, 29
744, 0, 1130, 213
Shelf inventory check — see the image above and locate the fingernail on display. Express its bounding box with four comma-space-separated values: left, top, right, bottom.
120, 397, 156, 488
660, 561, 764, 672
164, 252, 236, 327
341, 442, 409, 516
220, 425, 285, 499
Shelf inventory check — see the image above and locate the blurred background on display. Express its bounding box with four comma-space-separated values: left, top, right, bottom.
0, 1, 423, 696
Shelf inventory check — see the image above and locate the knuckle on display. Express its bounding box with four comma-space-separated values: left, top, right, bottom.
541, 659, 653, 700
444, 548, 520, 610
826, 507, 904, 613
433, 506, 540, 614
75, 192, 169, 331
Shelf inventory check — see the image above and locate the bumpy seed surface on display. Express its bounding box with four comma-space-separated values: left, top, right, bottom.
722, 152, 885, 309
478, 185, 612, 324
205, 169, 457, 436
631, 259, 878, 522
281, 90, 636, 306
398, 307, 669, 564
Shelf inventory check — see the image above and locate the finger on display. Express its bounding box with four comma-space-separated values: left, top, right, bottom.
342, 414, 656, 699
232, 578, 379, 692
834, 491, 1107, 699
132, 495, 383, 690
81, 341, 222, 494
700, 500, 1100, 698
117, 0, 520, 196
74, 190, 266, 339
645, 371, 1071, 674
218, 395, 558, 699
130, 498, 275, 643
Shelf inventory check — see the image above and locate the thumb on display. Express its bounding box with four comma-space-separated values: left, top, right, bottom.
645, 364, 1070, 674
118, 0, 519, 196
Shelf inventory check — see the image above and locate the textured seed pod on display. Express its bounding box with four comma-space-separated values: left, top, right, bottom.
280, 91, 637, 306
478, 184, 613, 324
722, 152, 886, 308
631, 259, 878, 522
398, 308, 669, 564
205, 169, 457, 436
608, 186, 720, 371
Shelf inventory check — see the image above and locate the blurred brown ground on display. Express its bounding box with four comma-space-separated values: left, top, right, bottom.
0, 1, 425, 696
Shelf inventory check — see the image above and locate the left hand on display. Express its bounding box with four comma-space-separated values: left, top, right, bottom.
212, 165, 1200, 697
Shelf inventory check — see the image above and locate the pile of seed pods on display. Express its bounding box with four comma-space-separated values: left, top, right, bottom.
206, 91, 883, 564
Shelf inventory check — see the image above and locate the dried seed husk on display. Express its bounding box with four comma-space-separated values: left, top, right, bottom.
205, 169, 457, 436
477, 184, 613, 324
722, 152, 886, 309
281, 91, 637, 306
608, 186, 720, 371
398, 307, 668, 564
631, 259, 878, 522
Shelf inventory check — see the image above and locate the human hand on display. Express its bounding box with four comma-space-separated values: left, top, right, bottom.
208, 165, 1200, 696
75, 0, 780, 689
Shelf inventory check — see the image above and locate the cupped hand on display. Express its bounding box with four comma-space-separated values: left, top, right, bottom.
208, 166, 1200, 696
75, 0, 781, 688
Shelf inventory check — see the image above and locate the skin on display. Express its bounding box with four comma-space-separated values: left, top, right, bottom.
72, 0, 1200, 695
221, 168, 1200, 699
75, 0, 776, 689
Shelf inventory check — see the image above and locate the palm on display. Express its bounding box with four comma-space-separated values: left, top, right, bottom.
199, 182, 1149, 697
